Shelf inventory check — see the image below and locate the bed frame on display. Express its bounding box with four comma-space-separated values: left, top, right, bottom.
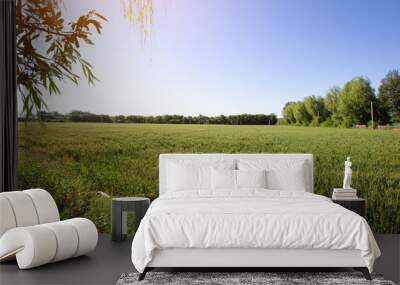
140, 248, 370, 280
139, 154, 371, 281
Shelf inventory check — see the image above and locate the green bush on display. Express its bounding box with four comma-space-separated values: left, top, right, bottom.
321, 118, 333, 128
309, 117, 321, 127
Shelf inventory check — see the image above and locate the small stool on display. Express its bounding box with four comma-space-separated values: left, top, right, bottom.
111, 197, 150, 242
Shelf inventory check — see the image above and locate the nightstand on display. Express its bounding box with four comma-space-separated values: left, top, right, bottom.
332, 198, 366, 218
112, 197, 150, 242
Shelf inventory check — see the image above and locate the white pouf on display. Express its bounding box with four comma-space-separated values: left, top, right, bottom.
0, 189, 98, 269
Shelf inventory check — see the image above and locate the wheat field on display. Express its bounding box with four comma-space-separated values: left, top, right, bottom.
18, 123, 400, 233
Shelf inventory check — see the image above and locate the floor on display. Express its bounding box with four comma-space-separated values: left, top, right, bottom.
0, 234, 398, 285
375, 234, 400, 284
0, 235, 134, 285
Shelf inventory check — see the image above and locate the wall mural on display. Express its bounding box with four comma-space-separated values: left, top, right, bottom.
17, 0, 400, 234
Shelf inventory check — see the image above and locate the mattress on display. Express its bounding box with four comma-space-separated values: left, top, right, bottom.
131, 190, 380, 273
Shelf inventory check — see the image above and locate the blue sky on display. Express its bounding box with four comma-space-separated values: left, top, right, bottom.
44, 0, 400, 117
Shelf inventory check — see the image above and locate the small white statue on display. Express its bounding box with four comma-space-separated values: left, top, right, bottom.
343, 157, 352, 189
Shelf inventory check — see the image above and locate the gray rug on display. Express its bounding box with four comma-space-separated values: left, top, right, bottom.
116, 272, 396, 285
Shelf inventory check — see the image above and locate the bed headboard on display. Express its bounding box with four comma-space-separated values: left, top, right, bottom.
159, 153, 314, 195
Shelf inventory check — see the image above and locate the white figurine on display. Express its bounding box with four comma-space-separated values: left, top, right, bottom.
343, 157, 352, 189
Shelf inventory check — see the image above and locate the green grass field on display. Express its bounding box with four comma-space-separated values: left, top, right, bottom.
18, 123, 400, 233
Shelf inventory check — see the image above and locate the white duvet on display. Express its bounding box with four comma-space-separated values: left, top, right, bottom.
131, 190, 380, 273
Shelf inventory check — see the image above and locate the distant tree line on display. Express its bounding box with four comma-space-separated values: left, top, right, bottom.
281, 70, 400, 127
24, 111, 278, 125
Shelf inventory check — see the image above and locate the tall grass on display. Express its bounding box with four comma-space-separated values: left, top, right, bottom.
18, 123, 400, 233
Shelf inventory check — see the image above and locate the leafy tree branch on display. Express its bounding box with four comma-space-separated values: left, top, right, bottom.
16, 0, 108, 118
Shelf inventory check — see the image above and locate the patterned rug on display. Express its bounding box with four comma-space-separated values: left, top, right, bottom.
116, 271, 396, 285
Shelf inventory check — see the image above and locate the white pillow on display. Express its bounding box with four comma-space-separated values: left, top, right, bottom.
236, 169, 267, 189
238, 159, 307, 191
211, 168, 236, 190
167, 163, 209, 191
166, 160, 235, 192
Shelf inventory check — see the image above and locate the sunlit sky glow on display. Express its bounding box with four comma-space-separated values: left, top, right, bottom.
43, 0, 400, 117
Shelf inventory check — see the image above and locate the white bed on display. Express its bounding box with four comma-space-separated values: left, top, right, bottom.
131, 154, 380, 280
